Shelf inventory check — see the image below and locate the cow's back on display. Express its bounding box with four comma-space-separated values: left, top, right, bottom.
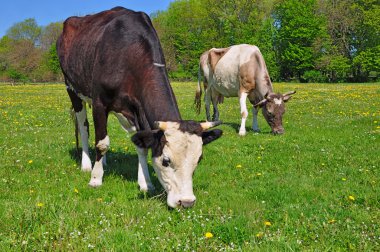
212, 44, 269, 97
57, 7, 180, 129
57, 7, 164, 97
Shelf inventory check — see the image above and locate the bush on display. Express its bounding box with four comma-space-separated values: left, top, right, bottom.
302, 70, 327, 83
7, 69, 28, 84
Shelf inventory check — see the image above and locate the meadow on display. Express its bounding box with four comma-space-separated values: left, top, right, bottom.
0, 82, 379, 251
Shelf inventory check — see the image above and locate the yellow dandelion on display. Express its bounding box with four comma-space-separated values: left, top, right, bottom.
264, 221, 271, 227
74, 188, 79, 194
205, 232, 213, 238
28, 160, 33, 164
236, 164, 242, 168
124, 146, 129, 151
256, 172, 262, 176
29, 189, 35, 194
342, 178, 347, 181
328, 219, 336, 224
36, 202, 44, 207
348, 195, 355, 201
97, 198, 103, 202
256, 232, 264, 238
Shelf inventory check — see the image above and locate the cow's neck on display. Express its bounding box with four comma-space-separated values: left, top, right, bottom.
257, 74, 274, 99
138, 82, 181, 130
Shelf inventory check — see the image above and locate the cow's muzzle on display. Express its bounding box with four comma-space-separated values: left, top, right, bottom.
179, 199, 196, 208
272, 128, 284, 135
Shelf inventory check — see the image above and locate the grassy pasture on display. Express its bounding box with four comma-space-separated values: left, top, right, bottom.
0, 82, 379, 251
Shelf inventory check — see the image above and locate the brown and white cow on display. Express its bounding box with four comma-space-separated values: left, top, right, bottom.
195, 44, 295, 135
57, 7, 222, 208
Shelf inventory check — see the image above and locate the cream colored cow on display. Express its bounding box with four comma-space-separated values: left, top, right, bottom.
195, 44, 296, 135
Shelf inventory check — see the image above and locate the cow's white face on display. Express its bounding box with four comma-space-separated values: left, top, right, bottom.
153, 124, 203, 208
132, 121, 222, 208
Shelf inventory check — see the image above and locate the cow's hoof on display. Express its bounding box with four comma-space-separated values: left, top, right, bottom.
139, 183, 155, 193
89, 178, 102, 187
81, 166, 92, 172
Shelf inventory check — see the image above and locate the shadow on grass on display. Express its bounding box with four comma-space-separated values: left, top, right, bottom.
69, 148, 165, 203
223, 122, 273, 134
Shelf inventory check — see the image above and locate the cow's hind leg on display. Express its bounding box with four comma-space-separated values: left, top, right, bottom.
136, 147, 155, 192
211, 89, 220, 121
204, 87, 212, 121
238, 92, 248, 136
89, 98, 109, 187
66, 88, 92, 172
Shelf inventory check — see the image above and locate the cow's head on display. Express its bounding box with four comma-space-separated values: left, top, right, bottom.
131, 120, 222, 208
254, 91, 296, 134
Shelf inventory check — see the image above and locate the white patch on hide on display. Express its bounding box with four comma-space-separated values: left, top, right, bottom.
274, 98, 283, 106
153, 63, 165, 67
96, 135, 110, 155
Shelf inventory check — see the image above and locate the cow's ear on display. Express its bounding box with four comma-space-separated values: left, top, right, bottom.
283, 91, 296, 102
202, 129, 223, 145
283, 95, 292, 102
131, 131, 157, 149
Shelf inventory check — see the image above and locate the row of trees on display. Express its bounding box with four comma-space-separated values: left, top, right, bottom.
0, 0, 379, 83
0, 18, 62, 83
152, 0, 380, 82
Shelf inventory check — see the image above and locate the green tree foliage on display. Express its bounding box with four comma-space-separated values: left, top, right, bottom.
46, 43, 61, 75
273, 0, 322, 80
0, 19, 63, 82
6, 18, 41, 46
1, 1, 379, 83
152, 0, 379, 82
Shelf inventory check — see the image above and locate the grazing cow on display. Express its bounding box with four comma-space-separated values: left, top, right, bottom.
195, 44, 296, 135
57, 7, 222, 208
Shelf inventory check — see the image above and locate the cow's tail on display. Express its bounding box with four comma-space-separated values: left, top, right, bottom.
194, 62, 202, 114
70, 106, 80, 156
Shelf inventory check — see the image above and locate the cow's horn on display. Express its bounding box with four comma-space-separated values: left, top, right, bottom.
200, 120, 222, 130
283, 91, 296, 96
154, 121, 168, 131
254, 98, 267, 108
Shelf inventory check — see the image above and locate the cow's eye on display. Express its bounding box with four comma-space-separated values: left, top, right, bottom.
162, 156, 171, 167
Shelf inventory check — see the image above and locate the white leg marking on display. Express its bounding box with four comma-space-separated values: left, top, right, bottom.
89, 157, 104, 187
136, 147, 155, 192
76, 107, 91, 172
96, 135, 110, 155
252, 106, 260, 132
239, 92, 248, 136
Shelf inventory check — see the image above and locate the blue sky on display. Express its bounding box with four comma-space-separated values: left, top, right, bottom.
0, 0, 173, 37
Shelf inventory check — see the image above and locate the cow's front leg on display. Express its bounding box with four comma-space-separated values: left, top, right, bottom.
252, 106, 260, 133
136, 147, 155, 192
89, 102, 109, 187
239, 92, 248, 136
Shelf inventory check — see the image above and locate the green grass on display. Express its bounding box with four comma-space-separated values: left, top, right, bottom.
0, 82, 379, 251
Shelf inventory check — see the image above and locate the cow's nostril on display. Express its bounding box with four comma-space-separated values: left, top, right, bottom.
180, 200, 196, 208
